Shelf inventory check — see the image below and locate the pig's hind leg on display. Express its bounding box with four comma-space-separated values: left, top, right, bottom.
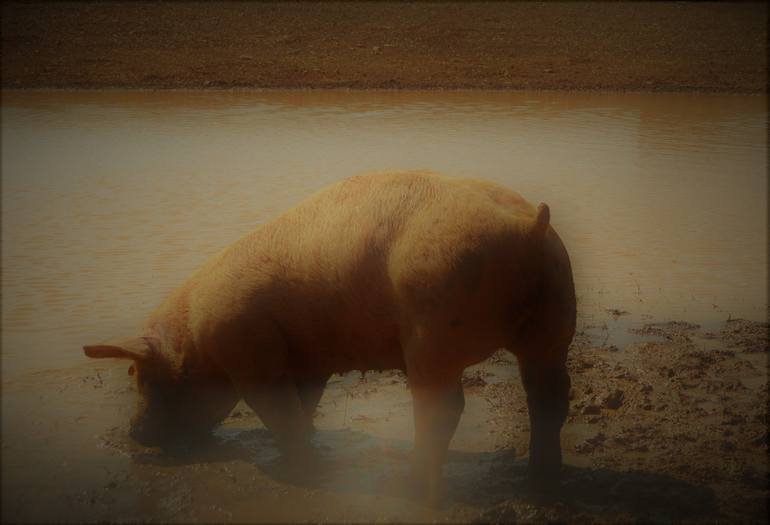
403, 329, 466, 507
516, 348, 570, 485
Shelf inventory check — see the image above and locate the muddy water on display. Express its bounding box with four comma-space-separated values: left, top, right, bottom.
1, 90, 767, 522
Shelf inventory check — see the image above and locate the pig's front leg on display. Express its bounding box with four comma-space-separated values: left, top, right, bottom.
241, 378, 312, 456
517, 352, 570, 486
216, 325, 312, 458
296, 374, 331, 432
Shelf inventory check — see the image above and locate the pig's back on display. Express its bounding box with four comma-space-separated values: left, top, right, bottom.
171, 171, 539, 368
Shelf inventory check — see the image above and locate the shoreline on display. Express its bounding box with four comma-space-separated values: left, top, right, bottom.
2, 2, 766, 93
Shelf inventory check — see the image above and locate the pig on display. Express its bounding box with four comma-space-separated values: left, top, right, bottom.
84, 170, 575, 504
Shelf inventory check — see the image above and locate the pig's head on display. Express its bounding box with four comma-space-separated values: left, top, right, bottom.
83, 337, 234, 448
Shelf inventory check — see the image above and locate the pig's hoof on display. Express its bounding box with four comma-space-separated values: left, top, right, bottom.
525, 456, 562, 490
526, 467, 561, 494
406, 470, 428, 500
407, 471, 447, 508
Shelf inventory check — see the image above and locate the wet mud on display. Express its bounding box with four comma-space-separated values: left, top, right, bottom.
2, 314, 766, 523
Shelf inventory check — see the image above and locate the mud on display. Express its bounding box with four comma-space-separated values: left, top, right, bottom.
2, 314, 767, 523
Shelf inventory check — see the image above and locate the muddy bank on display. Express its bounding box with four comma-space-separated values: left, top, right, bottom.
477, 317, 769, 523
1, 1, 766, 92
2, 315, 767, 522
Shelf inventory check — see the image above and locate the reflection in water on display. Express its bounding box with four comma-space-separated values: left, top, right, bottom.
1, 90, 767, 379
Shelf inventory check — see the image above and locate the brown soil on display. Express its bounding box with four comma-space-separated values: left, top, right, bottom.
2, 1, 767, 92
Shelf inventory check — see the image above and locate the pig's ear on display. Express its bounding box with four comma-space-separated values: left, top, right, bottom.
83, 336, 158, 361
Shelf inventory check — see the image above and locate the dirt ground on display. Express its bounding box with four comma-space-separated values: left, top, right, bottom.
1, 1, 767, 92
2, 314, 767, 523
